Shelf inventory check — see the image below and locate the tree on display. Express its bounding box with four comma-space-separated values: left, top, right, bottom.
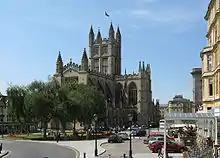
60, 83, 80, 133
6, 79, 106, 139
7, 85, 27, 123
76, 84, 106, 130
27, 81, 55, 138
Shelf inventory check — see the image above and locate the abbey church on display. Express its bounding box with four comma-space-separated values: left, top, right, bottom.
53, 22, 159, 127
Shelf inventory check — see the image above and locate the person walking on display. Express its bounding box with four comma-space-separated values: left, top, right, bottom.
183, 148, 189, 158
56, 133, 60, 143
158, 148, 162, 158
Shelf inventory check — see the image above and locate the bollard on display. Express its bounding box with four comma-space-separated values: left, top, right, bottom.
123, 153, 126, 158
83, 153, 86, 158
0, 143, 2, 154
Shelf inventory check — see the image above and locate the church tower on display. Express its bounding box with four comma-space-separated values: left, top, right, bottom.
88, 22, 122, 76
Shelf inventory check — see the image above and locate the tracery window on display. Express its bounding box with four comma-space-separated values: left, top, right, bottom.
128, 82, 137, 106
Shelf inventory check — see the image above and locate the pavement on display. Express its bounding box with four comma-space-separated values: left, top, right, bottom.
51, 139, 107, 158
100, 137, 182, 158
10, 138, 107, 158
1, 140, 77, 158
0, 130, 183, 158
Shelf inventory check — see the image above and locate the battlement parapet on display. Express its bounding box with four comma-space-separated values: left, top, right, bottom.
88, 69, 114, 80
63, 61, 80, 71
116, 73, 140, 80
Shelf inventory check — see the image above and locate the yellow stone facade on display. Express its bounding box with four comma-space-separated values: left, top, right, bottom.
201, 0, 220, 109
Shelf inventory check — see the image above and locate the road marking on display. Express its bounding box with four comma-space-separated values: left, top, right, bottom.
73, 148, 79, 158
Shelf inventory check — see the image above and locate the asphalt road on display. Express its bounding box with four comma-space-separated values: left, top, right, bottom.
1, 140, 77, 158
101, 137, 151, 157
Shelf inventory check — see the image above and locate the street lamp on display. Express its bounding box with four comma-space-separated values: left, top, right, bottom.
128, 113, 133, 158
148, 120, 151, 136
94, 114, 98, 157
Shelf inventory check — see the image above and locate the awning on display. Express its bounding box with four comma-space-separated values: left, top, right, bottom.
165, 113, 215, 120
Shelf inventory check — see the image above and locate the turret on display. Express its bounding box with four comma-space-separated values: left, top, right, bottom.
116, 26, 121, 43
56, 51, 63, 74
142, 61, 145, 71
138, 61, 142, 72
81, 48, 88, 71
89, 25, 94, 46
96, 29, 102, 44
146, 64, 151, 74
109, 22, 114, 42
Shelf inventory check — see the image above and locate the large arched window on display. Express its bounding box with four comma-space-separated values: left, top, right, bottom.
128, 82, 137, 106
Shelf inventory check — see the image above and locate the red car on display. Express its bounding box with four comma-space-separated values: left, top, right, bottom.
144, 133, 175, 144
148, 133, 175, 140
149, 140, 186, 153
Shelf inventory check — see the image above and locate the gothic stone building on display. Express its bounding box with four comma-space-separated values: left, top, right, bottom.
53, 23, 154, 127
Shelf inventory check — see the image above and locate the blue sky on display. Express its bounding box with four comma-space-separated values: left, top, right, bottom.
0, 0, 210, 103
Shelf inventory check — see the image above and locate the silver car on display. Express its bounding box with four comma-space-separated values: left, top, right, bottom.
148, 137, 164, 145
118, 132, 129, 140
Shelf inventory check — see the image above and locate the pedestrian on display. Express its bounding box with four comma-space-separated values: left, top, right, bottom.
56, 133, 60, 143
158, 148, 162, 157
182, 148, 189, 158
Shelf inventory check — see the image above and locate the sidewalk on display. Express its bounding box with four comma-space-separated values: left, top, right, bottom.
133, 153, 182, 158
16, 138, 183, 158
19, 138, 108, 158
56, 139, 107, 158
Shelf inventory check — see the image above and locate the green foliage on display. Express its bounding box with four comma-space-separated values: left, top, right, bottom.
6, 85, 27, 122
6, 79, 106, 134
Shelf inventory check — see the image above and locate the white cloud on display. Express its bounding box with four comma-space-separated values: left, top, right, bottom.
130, 8, 200, 24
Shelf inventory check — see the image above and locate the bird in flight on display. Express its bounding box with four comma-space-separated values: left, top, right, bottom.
105, 12, 109, 17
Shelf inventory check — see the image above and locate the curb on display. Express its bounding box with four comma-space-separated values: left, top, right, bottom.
0, 151, 9, 158
99, 142, 108, 156
61, 145, 80, 158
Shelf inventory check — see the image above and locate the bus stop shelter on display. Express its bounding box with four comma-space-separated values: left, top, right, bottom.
163, 113, 218, 158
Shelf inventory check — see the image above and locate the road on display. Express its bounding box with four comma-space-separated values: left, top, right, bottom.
101, 137, 152, 157
1, 140, 77, 158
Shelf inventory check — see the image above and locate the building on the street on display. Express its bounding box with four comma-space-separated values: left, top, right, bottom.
191, 68, 202, 111
159, 104, 168, 119
200, 0, 220, 110
168, 95, 195, 113
53, 23, 154, 127
150, 99, 160, 124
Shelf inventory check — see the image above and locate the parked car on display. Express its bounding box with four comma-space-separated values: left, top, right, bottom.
144, 134, 175, 144
136, 130, 146, 137
108, 134, 123, 143
149, 140, 186, 153
118, 132, 129, 140
148, 137, 164, 145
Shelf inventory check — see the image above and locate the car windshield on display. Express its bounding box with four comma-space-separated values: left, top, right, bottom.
149, 137, 157, 140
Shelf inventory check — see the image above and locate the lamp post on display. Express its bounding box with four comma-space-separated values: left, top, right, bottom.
128, 113, 133, 158
148, 120, 151, 136
94, 114, 98, 157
